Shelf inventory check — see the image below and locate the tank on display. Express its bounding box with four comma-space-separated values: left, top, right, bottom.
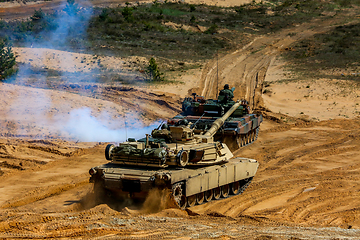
89, 101, 259, 208
168, 89, 262, 150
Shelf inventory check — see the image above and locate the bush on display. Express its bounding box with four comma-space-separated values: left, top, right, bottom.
30, 8, 45, 21
0, 39, 16, 80
205, 24, 218, 34
145, 57, 164, 82
122, 6, 134, 22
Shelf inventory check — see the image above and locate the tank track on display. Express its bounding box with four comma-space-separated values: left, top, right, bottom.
236, 127, 260, 148
173, 177, 253, 209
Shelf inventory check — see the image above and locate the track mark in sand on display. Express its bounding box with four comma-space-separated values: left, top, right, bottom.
200, 37, 275, 109
199, 19, 348, 110
201, 37, 260, 98
0, 141, 84, 158
0, 180, 89, 209
187, 119, 360, 228
233, 120, 360, 227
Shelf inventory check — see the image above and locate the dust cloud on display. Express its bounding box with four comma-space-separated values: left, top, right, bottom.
141, 188, 179, 214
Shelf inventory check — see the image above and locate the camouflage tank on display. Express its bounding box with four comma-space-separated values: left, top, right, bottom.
89, 101, 259, 208
168, 88, 262, 150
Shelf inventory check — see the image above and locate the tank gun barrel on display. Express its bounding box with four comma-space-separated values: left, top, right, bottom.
203, 101, 241, 137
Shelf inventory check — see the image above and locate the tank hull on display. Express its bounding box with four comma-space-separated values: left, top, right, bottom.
90, 157, 258, 208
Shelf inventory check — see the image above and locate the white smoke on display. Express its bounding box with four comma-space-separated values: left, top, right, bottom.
62, 108, 159, 142
1, 1, 158, 142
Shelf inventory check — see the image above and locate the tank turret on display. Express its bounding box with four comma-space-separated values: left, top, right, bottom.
169, 90, 262, 150
104, 102, 242, 168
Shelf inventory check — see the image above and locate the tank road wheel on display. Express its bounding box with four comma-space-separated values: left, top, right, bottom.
242, 135, 247, 146
235, 135, 242, 148
221, 184, 230, 198
247, 132, 251, 144
251, 129, 256, 142
230, 181, 241, 195
187, 195, 197, 207
105, 144, 115, 160
196, 192, 205, 205
249, 130, 254, 143
204, 189, 213, 202
172, 183, 187, 209
213, 187, 221, 200
177, 150, 189, 167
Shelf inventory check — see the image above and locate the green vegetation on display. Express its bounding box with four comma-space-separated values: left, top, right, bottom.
0, 0, 359, 82
87, 0, 344, 60
0, 39, 16, 80
283, 22, 360, 81
2, 0, 359, 61
145, 57, 164, 82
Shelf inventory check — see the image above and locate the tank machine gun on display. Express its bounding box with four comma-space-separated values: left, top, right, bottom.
89, 101, 259, 208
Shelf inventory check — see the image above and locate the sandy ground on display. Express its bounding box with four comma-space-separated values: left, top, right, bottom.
1, 1, 360, 239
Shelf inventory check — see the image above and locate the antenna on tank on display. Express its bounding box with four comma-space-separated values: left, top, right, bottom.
216, 50, 219, 99
124, 112, 128, 142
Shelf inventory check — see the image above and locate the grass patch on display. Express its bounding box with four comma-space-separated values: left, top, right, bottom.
1, 1, 357, 62
283, 22, 360, 82
0, 0, 359, 83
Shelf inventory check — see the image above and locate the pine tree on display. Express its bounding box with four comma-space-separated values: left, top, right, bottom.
145, 57, 164, 82
0, 40, 16, 80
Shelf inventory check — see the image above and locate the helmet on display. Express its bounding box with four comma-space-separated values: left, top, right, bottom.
180, 119, 188, 126
224, 84, 229, 89
161, 123, 168, 129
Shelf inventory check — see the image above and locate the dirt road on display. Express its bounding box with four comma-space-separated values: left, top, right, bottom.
1, 2, 360, 239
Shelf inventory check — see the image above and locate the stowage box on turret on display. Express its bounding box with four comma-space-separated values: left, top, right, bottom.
89, 101, 259, 208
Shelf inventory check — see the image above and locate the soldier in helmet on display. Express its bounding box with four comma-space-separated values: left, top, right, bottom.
161, 123, 169, 130
219, 84, 234, 103
177, 119, 189, 126
152, 123, 172, 142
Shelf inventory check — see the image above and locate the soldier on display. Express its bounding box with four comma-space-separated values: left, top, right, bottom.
219, 84, 234, 103
151, 123, 172, 142
176, 119, 189, 126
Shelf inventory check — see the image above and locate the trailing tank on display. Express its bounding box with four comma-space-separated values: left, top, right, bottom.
89, 101, 259, 208
168, 90, 262, 150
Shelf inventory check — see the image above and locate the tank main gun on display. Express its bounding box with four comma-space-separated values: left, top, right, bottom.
203, 101, 242, 139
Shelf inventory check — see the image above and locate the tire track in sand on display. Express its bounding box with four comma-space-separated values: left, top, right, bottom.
190, 119, 360, 228
199, 18, 343, 110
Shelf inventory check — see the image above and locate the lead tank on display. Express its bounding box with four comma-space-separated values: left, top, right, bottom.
89, 101, 259, 208
168, 89, 262, 150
